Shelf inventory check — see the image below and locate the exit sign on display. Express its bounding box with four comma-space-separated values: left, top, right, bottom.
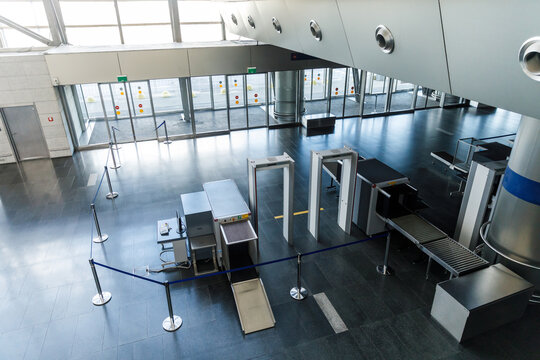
247, 67, 257, 74
117, 75, 128, 82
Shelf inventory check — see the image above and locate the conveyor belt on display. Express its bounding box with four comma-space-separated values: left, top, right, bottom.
421, 237, 489, 277
388, 214, 447, 244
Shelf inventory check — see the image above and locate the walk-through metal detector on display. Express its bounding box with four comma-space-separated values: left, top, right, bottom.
248, 153, 295, 245
308, 147, 359, 241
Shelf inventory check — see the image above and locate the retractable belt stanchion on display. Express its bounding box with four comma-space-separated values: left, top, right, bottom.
162, 281, 182, 331
104, 166, 118, 200
111, 126, 121, 150
156, 121, 172, 144
91, 203, 109, 243
163, 121, 172, 144
290, 253, 307, 300
108, 141, 121, 169
376, 232, 394, 275
89, 258, 112, 306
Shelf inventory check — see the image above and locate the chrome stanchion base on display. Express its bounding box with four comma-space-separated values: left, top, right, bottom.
92, 291, 112, 306
162, 315, 182, 332
109, 164, 121, 170
106, 192, 119, 199
376, 265, 394, 276
93, 234, 109, 243
163, 140, 172, 145
290, 286, 307, 301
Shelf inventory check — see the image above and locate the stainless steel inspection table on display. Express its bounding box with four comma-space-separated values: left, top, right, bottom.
431, 264, 534, 342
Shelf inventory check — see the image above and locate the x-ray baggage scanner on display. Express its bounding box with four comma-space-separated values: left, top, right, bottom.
203, 179, 275, 334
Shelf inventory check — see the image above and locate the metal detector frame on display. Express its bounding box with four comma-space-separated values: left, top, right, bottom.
248, 153, 295, 245
308, 147, 359, 241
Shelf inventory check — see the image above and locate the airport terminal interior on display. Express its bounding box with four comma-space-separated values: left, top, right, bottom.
0, 1, 539, 360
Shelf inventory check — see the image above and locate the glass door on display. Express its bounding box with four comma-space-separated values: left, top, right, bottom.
246, 73, 267, 128
203, 75, 229, 133
109, 83, 135, 142
306, 68, 328, 115
363, 73, 388, 115
149, 78, 192, 138
228, 74, 247, 129
78, 83, 111, 146
330, 68, 347, 116
128, 81, 156, 141
389, 80, 415, 112
344, 68, 362, 117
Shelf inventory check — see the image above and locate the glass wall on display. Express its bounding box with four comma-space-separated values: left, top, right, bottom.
118, 1, 172, 45
60, 0, 121, 46
389, 80, 415, 112
177, 1, 223, 42
0, 0, 50, 48
1, 0, 228, 49
62, 68, 467, 149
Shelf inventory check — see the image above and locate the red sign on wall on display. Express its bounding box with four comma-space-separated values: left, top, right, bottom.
48, 116, 54, 122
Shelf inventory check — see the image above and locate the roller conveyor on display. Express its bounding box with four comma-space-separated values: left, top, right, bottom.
421, 237, 489, 277
387, 214, 447, 244
384, 213, 488, 279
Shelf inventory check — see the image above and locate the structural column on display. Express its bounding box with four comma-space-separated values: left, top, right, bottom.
486, 116, 540, 289
273, 71, 305, 123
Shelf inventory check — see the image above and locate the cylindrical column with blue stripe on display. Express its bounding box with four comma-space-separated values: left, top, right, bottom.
487, 116, 540, 290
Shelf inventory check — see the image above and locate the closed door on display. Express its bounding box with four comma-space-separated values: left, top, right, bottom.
2, 105, 49, 161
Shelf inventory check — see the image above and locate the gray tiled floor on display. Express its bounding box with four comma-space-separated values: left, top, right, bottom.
0, 107, 537, 359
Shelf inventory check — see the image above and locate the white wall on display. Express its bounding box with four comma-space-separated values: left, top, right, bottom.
0, 53, 73, 164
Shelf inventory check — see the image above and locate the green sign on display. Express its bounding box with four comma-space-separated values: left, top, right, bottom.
247, 67, 257, 74
117, 75, 128, 82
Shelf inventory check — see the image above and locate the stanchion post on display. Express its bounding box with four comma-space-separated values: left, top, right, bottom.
376, 232, 394, 275
162, 281, 182, 332
111, 126, 121, 150
91, 203, 109, 243
163, 121, 172, 144
89, 258, 112, 306
109, 142, 121, 169
104, 166, 119, 199
290, 253, 307, 300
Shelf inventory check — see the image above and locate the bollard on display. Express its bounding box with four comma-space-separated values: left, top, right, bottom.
162, 281, 182, 332
91, 203, 109, 243
163, 121, 172, 144
290, 253, 307, 300
108, 142, 121, 169
111, 126, 121, 150
376, 232, 393, 275
104, 166, 119, 199
89, 259, 112, 306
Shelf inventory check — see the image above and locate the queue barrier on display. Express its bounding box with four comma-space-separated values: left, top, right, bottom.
88, 232, 388, 332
